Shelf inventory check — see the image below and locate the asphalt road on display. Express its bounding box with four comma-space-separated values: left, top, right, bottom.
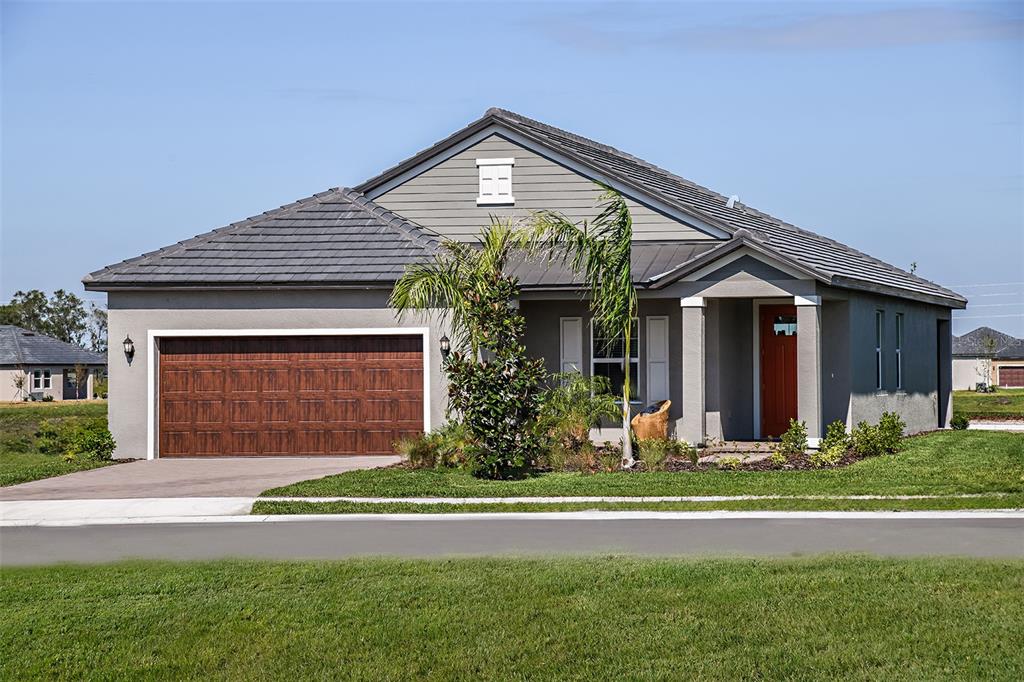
2, 517, 1022, 565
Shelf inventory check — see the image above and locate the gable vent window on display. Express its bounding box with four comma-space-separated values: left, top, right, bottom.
476, 158, 514, 205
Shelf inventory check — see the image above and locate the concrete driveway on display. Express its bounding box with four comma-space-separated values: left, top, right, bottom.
0, 456, 400, 500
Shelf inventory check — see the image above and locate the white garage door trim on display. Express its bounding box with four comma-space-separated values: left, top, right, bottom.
146, 327, 431, 460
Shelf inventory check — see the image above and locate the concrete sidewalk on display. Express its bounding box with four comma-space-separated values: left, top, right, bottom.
0, 456, 400, 500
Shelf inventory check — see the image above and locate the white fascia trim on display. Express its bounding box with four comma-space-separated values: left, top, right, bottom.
476, 157, 515, 166
145, 327, 431, 461
363, 123, 731, 240
680, 297, 706, 308
794, 295, 822, 306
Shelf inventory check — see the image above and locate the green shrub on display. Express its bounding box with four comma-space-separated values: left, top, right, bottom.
950, 414, 970, 430
809, 443, 845, 467
877, 412, 906, 454
396, 423, 470, 470
717, 456, 742, 471
851, 421, 884, 457
821, 420, 851, 453
775, 419, 808, 458
678, 441, 699, 466
597, 444, 623, 472
636, 438, 672, 472
0, 435, 33, 453
41, 395, 54, 402
38, 417, 115, 462
537, 373, 618, 460
769, 449, 787, 466
93, 378, 109, 398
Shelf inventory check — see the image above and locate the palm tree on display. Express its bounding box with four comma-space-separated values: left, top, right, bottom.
389, 218, 537, 356
532, 188, 638, 467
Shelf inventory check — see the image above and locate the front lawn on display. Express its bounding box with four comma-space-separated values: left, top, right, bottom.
3, 557, 1022, 680
0, 401, 114, 486
955, 387, 1024, 420
263, 430, 1024, 499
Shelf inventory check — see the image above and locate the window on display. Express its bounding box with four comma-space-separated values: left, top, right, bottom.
32, 369, 51, 390
592, 319, 639, 402
895, 313, 904, 390
875, 310, 884, 391
772, 314, 798, 336
476, 158, 514, 205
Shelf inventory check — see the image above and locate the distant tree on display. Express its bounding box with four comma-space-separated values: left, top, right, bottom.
981, 335, 998, 387
88, 304, 108, 353
1, 289, 89, 345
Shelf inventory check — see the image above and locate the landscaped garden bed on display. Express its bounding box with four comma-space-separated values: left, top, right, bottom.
953, 388, 1024, 422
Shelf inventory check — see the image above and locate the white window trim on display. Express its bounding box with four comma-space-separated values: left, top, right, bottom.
875, 310, 885, 392
32, 369, 52, 390
895, 313, 904, 391
476, 157, 515, 206
146, 328, 431, 461
590, 318, 640, 405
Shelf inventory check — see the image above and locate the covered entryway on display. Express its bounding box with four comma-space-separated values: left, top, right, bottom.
158, 335, 424, 457
759, 304, 798, 438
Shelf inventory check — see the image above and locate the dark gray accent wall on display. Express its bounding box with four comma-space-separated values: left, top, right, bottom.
704, 299, 753, 440
821, 299, 851, 428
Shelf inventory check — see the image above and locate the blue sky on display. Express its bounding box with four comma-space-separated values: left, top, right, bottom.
2, 0, 1022, 336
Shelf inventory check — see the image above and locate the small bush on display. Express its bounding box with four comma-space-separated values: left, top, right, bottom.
877, 411, 906, 454
637, 439, 673, 472
41, 395, 54, 402
769, 449, 787, 466
851, 421, 884, 457
775, 419, 808, 459
717, 456, 742, 471
597, 444, 623, 472
37, 417, 115, 462
678, 441, 699, 466
809, 443, 845, 467
397, 423, 470, 470
821, 420, 851, 453
93, 378, 109, 398
950, 414, 970, 430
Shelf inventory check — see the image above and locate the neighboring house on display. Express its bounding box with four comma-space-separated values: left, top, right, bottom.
0, 325, 106, 401
953, 327, 1024, 389
84, 109, 966, 459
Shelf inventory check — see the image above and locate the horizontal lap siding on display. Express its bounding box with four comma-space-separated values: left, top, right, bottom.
158, 336, 423, 456
373, 135, 711, 241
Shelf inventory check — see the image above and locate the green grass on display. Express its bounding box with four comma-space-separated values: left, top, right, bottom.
2, 558, 1021, 680
253, 493, 1024, 515
264, 430, 1024, 499
0, 401, 114, 486
954, 387, 1024, 420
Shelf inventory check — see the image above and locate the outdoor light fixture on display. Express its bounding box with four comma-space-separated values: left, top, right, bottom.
123, 334, 135, 363
439, 335, 451, 359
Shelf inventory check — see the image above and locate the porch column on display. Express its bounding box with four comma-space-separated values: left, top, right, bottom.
795, 295, 823, 446
680, 297, 706, 445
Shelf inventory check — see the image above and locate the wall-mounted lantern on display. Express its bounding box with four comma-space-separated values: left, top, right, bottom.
439, 335, 451, 360
123, 334, 135, 364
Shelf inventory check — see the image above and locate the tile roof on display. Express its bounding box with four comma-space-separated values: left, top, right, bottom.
84, 188, 439, 288
507, 242, 719, 287
359, 108, 966, 307
953, 326, 1022, 358
0, 326, 106, 366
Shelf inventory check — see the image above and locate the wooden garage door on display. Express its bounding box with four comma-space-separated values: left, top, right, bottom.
158, 336, 423, 456
1000, 367, 1024, 387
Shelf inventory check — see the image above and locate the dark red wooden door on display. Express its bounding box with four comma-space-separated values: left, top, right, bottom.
760, 305, 798, 438
158, 335, 423, 456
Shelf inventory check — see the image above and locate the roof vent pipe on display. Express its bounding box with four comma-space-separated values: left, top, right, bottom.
726, 195, 739, 208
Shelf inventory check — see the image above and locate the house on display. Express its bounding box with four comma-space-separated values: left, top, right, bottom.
0, 325, 106, 401
953, 327, 1024, 389
84, 108, 966, 459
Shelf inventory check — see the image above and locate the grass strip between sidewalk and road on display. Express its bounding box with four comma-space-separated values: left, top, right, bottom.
262, 430, 1024, 500
3, 557, 1022, 680
252, 493, 1024, 515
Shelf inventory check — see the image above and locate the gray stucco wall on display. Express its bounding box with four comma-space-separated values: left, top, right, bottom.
106, 289, 451, 460
842, 289, 951, 433
707, 299, 754, 440
821, 299, 851, 428
521, 297, 683, 430
372, 134, 713, 242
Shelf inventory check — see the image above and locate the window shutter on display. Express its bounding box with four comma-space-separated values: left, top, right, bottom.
560, 317, 583, 374
646, 316, 669, 403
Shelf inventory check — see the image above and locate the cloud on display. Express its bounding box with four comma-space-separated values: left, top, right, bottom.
533, 3, 1024, 53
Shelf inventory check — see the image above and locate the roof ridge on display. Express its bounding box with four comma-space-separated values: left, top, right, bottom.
336, 188, 441, 252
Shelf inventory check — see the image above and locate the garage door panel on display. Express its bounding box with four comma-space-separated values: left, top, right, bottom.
1000, 367, 1024, 387
159, 334, 423, 456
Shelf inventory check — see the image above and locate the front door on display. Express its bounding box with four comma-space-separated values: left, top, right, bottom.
760, 305, 798, 438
